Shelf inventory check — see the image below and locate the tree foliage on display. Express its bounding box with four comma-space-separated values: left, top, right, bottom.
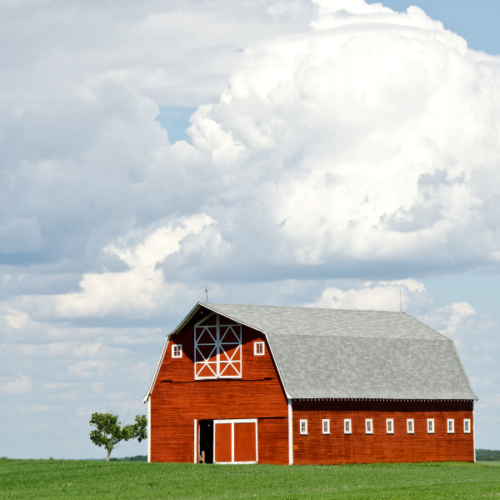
89, 412, 147, 461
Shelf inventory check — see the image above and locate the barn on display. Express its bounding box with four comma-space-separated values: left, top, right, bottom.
143, 302, 477, 465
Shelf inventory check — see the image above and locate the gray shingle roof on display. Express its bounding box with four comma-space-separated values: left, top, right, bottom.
200, 303, 477, 401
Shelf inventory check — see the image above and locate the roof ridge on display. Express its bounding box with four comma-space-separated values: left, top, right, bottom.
201, 302, 404, 314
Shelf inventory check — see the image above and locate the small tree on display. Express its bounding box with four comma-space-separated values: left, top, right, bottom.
89, 412, 147, 461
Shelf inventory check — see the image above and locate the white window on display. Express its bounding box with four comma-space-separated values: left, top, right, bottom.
254, 342, 265, 355
447, 419, 455, 434
172, 344, 183, 358
407, 419, 414, 434
344, 419, 352, 434
464, 419, 471, 434
322, 419, 330, 435
300, 420, 308, 435
365, 419, 373, 434
427, 419, 435, 434
386, 419, 394, 434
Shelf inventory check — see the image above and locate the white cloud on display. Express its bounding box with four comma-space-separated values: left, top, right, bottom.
31, 405, 61, 412
20, 215, 216, 320
0, 374, 33, 396
307, 279, 427, 312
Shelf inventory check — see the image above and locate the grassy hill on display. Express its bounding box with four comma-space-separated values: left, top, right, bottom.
2, 459, 500, 499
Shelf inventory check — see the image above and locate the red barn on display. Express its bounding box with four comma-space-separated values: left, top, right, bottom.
143, 303, 477, 465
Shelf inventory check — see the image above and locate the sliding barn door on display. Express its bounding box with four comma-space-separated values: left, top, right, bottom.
214, 420, 258, 464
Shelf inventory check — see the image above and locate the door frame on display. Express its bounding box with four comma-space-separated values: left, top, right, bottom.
213, 419, 258, 464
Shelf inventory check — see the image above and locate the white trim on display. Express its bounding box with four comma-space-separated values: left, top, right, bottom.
194, 419, 197, 464
322, 419, 330, 435
143, 335, 170, 402
365, 419, 373, 434
344, 419, 352, 434
464, 418, 471, 434
473, 407, 476, 462
386, 418, 394, 434
254, 342, 265, 355
300, 419, 308, 435
213, 419, 258, 464
288, 399, 293, 465
172, 344, 183, 358
407, 419, 414, 434
427, 418, 435, 434
147, 398, 151, 463
447, 418, 455, 434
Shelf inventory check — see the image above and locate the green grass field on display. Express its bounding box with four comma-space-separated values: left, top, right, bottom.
1, 460, 499, 500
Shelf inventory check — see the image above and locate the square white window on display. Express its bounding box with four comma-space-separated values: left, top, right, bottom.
344, 419, 352, 434
254, 342, 265, 356
427, 419, 435, 434
172, 344, 183, 358
322, 419, 330, 435
464, 419, 471, 434
386, 419, 394, 434
300, 419, 308, 435
365, 419, 373, 434
407, 419, 414, 434
447, 419, 455, 434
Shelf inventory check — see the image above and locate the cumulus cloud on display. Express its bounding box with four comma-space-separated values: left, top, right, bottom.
185, 0, 500, 273
0, 374, 33, 396
19, 215, 216, 320
308, 279, 428, 311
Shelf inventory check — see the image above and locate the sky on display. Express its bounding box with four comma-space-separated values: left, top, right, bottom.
1, 0, 500, 459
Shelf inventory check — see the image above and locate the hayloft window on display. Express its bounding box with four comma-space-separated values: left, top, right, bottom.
447, 419, 455, 434
344, 419, 352, 434
427, 419, 435, 434
407, 419, 414, 434
194, 314, 242, 379
300, 420, 308, 435
464, 419, 471, 433
365, 419, 373, 434
172, 345, 183, 358
254, 342, 265, 356
386, 419, 394, 434
322, 419, 330, 435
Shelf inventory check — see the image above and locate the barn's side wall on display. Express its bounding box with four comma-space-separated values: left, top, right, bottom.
150, 316, 289, 464
293, 400, 474, 464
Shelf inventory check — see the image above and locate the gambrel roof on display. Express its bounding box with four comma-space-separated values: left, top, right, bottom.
144, 302, 477, 402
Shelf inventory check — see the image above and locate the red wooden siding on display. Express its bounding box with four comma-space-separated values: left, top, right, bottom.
292, 400, 474, 465
150, 310, 289, 464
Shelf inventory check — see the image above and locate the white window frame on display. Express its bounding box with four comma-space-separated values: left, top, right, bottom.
344, 419, 352, 434
407, 419, 414, 434
427, 418, 434, 434
464, 419, 471, 434
386, 418, 394, 434
172, 344, 183, 358
322, 419, 330, 435
365, 419, 373, 434
254, 342, 265, 356
447, 419, 455, 434
300, 419, 308, 435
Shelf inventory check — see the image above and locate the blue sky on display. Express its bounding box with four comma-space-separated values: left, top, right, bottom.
1, 0, 500, 459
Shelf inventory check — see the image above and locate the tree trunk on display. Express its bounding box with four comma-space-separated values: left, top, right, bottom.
106, 450, 111, 461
